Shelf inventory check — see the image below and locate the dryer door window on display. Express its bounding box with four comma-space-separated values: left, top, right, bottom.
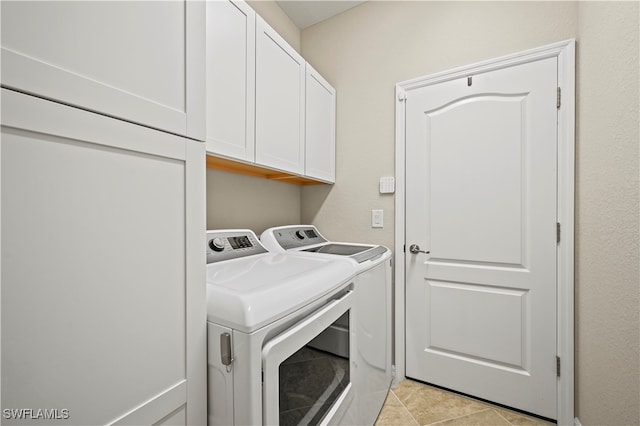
262, 290, 354, 425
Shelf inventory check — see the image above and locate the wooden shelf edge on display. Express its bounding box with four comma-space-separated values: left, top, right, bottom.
205, 155, 329, 186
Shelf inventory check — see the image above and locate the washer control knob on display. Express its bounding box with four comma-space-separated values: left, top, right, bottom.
209, 237, 225, 252
295, 230, 306, 240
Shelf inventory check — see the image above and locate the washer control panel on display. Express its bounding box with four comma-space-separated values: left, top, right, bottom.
269, 225, 328, 250
206, 230, 267, 263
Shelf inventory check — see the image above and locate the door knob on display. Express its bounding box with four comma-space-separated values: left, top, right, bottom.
409, 244, 430, 255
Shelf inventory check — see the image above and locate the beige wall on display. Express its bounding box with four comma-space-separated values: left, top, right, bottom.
300, 1, 639, 424
576, 2, 639, 425
206, 170, 301, 235
206, 0, 302, 234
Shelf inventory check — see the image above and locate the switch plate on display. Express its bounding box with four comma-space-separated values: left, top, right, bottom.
372, 209, 383, 228
380, 177, 395, 194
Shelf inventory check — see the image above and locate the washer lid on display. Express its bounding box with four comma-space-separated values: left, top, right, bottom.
206, 252, 355, 333
303, 243, 388, 263
260, 225, 390, 264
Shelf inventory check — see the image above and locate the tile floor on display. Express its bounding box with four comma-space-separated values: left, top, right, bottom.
375, 380, 555, 426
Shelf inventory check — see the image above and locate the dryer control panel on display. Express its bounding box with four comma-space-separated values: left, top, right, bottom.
206, 229, 267, 263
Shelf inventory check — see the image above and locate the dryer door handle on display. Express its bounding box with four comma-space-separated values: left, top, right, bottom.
220, 332, 233, 366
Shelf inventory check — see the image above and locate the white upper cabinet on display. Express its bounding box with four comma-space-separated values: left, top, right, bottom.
255, 16, 306, 175
204, 2, 335, 184
206, 0, 255, 162
305, 64, 336, 183
1, 1, 205, 140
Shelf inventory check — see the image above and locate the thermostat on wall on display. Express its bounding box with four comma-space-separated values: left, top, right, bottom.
379, 177, 395, 194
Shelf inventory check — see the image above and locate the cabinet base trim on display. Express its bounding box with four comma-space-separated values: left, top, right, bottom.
206, 155, 328, 185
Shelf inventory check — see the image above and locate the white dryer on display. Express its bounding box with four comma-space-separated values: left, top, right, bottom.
205, 229, 359, 426
260, 225, 393, 426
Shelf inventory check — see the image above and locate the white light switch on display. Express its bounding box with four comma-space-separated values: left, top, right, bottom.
372, 209, 383, 228
380, 177, 395, 194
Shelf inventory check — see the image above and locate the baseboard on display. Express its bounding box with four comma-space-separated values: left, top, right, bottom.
574, 417, 583, 426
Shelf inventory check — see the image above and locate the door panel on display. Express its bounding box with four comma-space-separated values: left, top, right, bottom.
427, 281, 528, 369
305, 63, 336, 183
1, 1, 204, 139
429, 95, 526, 265
255, 17, 305, 174
405, 57, 557, 419
206, 0, 255, 162
1, 90, 205, 425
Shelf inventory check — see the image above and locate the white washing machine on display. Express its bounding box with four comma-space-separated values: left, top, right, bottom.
260, 225, 393, 426
205, 229, 359, 426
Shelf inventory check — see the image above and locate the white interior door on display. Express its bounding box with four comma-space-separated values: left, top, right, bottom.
405, 57, 558, 419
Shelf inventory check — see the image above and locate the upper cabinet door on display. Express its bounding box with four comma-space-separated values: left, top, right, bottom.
1, 1, 205, 140
305, 64, 336, 183
255, 17, 305, 175
206, 0, 255, 162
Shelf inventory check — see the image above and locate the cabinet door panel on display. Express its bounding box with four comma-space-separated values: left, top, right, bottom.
1, 1, 204, 140
1, 90, 206, 425
305, 64, 336, 183
206, 0, 255, 161
255, 17, 305, 174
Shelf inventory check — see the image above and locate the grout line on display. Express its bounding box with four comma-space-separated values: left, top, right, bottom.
494, 408, 515, 425
389, 389, 421, 426
426, 408, 494, 426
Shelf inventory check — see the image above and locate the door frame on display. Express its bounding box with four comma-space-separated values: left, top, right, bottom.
394, 39, 575, 425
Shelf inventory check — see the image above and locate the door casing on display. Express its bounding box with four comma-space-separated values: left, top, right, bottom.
394, 39, 575, 425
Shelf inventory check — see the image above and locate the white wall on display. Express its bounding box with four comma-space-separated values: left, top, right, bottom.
300, 1, 639, 424
205, 0, 303, 234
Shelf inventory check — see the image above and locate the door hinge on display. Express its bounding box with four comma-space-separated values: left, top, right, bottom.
556, 356, 561, 377
403, 244, 406, 253
557, 87, 561, 109
557, 222, 561, 244
397, 91, 407, 102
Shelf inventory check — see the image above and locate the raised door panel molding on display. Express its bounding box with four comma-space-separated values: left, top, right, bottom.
205, 0, 256, 161
255, 16, 305, 175
1, 1, 205, 140
305, 63, 336, 183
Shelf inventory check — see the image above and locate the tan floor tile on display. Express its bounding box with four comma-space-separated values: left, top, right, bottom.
391, 379, 428, 401
432, 408, 512, 426
380, 390, 404, 408
379, 380, 558, 426
374, 391, 419, 426
497, 409, 555, 426
393, 381, 489, 425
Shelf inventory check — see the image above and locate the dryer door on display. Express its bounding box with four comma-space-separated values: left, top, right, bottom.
262, 290, 354, 425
